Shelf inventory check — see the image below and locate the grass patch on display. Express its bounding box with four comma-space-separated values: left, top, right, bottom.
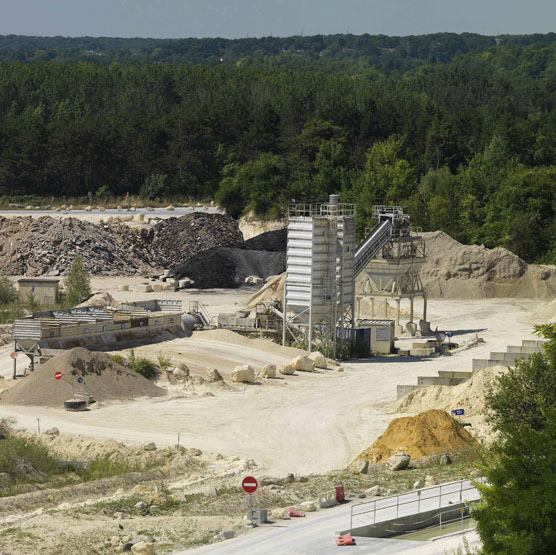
0, 527, 40, 541
79, 456, 143, 482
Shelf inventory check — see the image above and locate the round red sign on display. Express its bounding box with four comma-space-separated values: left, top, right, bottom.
54, 371, 63, 380
241, 476, 258, 494
9, 351, 17, 359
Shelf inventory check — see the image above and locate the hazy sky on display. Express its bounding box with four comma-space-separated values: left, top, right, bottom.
2, 0, 556, 39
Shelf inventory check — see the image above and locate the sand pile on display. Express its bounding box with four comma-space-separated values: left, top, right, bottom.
246, 273, 286, 309
0, 347, 166, 407
530, 298, 556, 323
353, 409, 477, 464
421, 231, 556, 299
389, 365, 507, 417
77, 292, 121, 309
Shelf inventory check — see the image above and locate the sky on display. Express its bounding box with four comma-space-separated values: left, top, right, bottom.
2, 0, 556, 39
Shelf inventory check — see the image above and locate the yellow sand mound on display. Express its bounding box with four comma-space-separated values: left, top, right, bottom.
353, 409, 477, 464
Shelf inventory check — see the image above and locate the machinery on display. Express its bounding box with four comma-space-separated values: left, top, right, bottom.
281, 197, 428, 356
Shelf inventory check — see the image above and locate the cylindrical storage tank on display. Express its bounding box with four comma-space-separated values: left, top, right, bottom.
181, 313, 203, 336
329, 194, 340, 206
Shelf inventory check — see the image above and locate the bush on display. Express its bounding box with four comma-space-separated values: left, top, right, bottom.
95, 185, 111, 198
157, 352, 172, 370
130, 358, 157, 380
126, 349, 157, 379
110, 354, 126, 366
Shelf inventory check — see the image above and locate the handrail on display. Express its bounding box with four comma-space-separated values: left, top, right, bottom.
349, 478, 483, 530
189, 301, 213, 327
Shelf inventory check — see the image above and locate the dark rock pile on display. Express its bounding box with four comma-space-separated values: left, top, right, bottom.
152, 213, 243, 269
0, 217, 154, 276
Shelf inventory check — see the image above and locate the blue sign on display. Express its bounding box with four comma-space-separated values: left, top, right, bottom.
446, 332, 453, 338
77, 377, 83, 384
451, 409, 464, 416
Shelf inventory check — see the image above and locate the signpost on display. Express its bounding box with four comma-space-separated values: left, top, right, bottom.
242, 476, 258, 526
9, 352, 17, 359
451, 409, 464, 416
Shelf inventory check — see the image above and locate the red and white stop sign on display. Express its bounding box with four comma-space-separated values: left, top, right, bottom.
242, 476, 258, 494
54, 371, 63, 380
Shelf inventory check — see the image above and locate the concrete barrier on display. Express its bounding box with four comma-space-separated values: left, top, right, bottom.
472, 359, 491, 371
318, 489, 337, 509
437, 370, 473, 379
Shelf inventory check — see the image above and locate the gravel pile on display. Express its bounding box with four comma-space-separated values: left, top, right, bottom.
0, 217, 154, 276
0, 347, 166, 407
153, 213, 243, 269
170, 247, 285, 288
0, 213, 246, 277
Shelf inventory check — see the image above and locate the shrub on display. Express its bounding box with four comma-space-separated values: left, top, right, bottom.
157, 352, 172, 370
130, 358, 157, 380
110, 354, 126, 366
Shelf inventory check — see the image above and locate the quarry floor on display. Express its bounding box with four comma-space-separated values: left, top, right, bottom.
0, 280, 542, 477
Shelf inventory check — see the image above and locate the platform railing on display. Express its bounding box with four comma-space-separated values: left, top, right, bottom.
349, 477, 483, 530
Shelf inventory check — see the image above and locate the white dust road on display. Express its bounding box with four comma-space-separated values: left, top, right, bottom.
0, 206, 220, 222
183, 481, 481, 555
0, 299, 541, 476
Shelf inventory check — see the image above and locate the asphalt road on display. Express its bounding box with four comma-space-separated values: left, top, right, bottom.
181, 480, 481, 555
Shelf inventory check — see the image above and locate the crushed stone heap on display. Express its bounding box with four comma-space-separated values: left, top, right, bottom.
0, 213, 246, 277
352, 409, 477, 464
0, 347, 166, 407
153, 213, 243, 269
0, 216, 154, 276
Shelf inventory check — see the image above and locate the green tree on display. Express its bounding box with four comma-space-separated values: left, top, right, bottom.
139, 174, 168, 200
0, 276, 18, 306
474, 324, 556, 554
64, 255, 91, 306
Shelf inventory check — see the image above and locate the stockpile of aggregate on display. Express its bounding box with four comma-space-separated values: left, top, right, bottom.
0, 216, 155, 276
242, 228, 287, 252
153, 213, 243, 269
0, 347, 166, 407
170, 247, 285, 288
389, 365, 507, 417
352, 409, 477, 464
421, 231, 556, 299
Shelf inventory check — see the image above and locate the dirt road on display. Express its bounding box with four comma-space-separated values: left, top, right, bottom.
0, 297, 541, 477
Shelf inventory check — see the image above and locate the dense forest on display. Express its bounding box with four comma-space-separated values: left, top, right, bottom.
2, 32, 556, 263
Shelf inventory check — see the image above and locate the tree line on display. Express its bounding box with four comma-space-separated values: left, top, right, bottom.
1, 32, 556, 73
1, 41, 556, 262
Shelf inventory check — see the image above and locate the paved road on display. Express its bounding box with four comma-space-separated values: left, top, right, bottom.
180, 481, 481, 555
